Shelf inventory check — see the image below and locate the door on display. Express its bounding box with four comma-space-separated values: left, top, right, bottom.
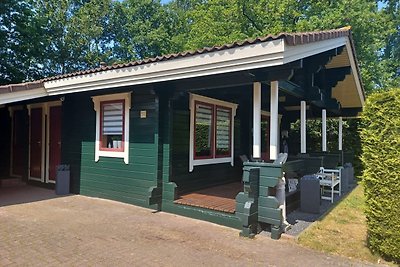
11, 109, 25, 177
29, 107, 43, 180
47, 105, 62, 182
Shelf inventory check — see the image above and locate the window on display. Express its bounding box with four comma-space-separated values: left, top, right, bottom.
189, 94, 238, 172
100, 100, 124, 151
194, 102, 214, 159
215, 106, 231, 157
92, 92, 131, 164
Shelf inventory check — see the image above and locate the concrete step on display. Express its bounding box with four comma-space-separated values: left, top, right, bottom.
0, 178, 26, 188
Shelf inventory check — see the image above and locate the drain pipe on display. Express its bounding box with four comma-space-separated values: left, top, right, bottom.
276, 175, 290, 232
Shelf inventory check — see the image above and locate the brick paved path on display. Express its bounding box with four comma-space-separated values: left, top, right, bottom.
0, 185, 377, 266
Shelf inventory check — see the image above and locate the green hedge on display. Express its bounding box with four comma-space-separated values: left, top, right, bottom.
360, 88, 400, 263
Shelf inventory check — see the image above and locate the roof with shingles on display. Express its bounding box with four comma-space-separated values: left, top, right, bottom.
0, 27, 353, 94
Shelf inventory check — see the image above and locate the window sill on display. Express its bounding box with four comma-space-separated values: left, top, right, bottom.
96, 148, 129, 164
193, 157, 232, 167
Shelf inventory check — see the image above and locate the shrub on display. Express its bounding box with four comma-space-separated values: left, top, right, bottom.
360, 88, 400, 263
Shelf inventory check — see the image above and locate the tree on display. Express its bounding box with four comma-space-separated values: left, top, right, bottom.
381, 0, 400, 88
32, 0, 113, 75
110, 0, 176, 62
0, 0, 44, 84
67, 0, 114, 68
168, 0, 396, 92
1, 0, 398, 91
294, 0, 391, 91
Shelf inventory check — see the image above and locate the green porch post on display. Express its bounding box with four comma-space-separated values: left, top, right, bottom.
235, 165, 260, 237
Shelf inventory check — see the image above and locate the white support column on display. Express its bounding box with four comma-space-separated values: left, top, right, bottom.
253, 82, 261, 159
322, 109, 327, 152
338, 117, 343, 151
300, 101, 306, 154
270, 81, 279, 160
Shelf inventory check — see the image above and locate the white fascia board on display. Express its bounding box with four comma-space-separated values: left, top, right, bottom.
44, 39, 285, 95
0, 88, 47, 105
345, 40, 365, 106
283, 37, 347, 65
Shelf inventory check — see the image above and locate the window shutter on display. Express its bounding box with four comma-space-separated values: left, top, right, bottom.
102, 102, 123, 135
216, 108, 230, 153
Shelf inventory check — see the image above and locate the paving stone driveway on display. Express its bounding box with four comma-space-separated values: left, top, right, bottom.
0, 185, 376, 267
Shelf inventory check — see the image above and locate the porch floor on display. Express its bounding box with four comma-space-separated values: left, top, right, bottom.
174, 182, 242, 214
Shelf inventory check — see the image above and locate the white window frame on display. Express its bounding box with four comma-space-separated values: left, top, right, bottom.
92, 92, 131, 164
189, 93, 238, 172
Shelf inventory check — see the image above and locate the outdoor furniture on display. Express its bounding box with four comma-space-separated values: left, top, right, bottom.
316, 167, 341, 203
300, 175, 320, 214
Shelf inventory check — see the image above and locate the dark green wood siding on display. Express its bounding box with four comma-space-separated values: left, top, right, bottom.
0, 107, 29, 180
61, 89, 159, 208
0, 107, 11, 178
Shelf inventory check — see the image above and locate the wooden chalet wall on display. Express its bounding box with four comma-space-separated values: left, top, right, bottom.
0, 106, 29, 180
0, 108, 11, 178
61, 87, 160, 209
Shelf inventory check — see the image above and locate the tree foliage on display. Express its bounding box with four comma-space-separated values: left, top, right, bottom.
173, 0, 397, 92
0, 0, 398, 91
0, 0, 43, 84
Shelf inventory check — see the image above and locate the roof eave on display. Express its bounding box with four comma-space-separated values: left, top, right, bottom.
44, 39, 286, 95
0, 86, 47, 105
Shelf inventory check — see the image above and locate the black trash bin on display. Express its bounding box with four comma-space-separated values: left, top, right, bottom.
300, 175, 320, 214
56, 165, 70, 195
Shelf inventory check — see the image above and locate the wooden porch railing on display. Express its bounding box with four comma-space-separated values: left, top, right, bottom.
235, 162, 283, 239
235, 152, 354, 239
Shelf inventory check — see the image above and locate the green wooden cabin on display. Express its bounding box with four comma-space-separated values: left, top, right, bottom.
0, 27, 364, 238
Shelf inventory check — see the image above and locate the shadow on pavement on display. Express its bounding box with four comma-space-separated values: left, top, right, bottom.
0, 184, 66, 207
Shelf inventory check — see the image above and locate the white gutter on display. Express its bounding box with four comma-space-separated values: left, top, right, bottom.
0, 87, 47, 105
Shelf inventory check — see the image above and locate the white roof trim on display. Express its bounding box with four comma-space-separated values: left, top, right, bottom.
345, 40, 365, 106
0, 87, 47, 105
44, 39, 285, 95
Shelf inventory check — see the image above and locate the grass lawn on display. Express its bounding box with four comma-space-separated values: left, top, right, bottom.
296, 185, 390, 265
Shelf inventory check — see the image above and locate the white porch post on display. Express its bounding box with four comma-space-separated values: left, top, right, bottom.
338, 117, 343, 151
322, 109, 327, 152
300, 101, 306, 153
270, 81, 279, 160
253, 82, 261, 159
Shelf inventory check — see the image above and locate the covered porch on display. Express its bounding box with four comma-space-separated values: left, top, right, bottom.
161, 29, 363, 239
